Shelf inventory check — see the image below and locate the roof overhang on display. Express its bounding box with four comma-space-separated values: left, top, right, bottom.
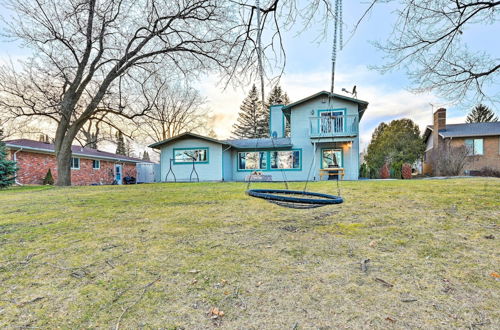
231, 144, 293, 150
310, 137, 356, 143
282, 91, 369, 119
149, 132, 228, 149
5, 144, 144, 163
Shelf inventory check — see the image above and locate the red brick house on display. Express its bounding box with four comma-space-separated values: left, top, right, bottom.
5, 139, 147, 185
423, 108, 500, 175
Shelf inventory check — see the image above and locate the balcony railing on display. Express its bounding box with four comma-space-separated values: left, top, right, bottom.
309, 115, 359, 137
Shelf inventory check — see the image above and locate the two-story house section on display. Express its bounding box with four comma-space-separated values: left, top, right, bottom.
149, 91, 368, 181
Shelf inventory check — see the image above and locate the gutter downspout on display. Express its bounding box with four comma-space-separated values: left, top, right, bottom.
12, 147, 24, 186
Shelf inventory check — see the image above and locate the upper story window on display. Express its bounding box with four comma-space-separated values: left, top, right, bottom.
270, 150, 301, 170
319, 109, 345, 134
238, 152, 267, 170
465, 138, 483, 156
173, 148, 208, 164
71, 157, 80, 169
92, 160, 100, 169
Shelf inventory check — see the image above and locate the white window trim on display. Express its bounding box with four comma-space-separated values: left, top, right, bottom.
71, 157, 80, 170
465, 138, 484, 156
92, 159, 100, 170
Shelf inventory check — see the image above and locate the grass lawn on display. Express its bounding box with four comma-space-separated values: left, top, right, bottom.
0, 178, 499, 328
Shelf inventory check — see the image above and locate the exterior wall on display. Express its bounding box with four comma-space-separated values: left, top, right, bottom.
269, 104, 285, 137
159, 138, 223, 181
9, 150, 136, 185
289, 97, 360, 180
222, 147, 233, 181
424, 135, 500, 174
450, 136, 500, 172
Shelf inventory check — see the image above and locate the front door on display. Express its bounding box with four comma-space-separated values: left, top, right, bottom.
115, 164, 122, 185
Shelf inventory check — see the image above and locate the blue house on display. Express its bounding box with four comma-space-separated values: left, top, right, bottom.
149, 91, 368, 181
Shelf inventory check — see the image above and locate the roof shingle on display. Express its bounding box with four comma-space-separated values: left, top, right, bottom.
5, 139, 149, 163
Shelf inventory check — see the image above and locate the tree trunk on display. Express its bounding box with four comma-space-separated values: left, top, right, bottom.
55, 142, 73, 186
54, 116, 81, 186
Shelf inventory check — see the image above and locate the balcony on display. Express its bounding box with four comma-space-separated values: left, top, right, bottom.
309, 115, 359, 138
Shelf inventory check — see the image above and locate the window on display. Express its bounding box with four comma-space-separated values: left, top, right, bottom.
238, 152, 267, 170
322, 149, 342, 168
270, 150, 301, 170
320, 110, 345, 134
173, 148, 208, 164
92, 160, 100, 169
465, 139, 483, 155
71, 157, 80, 169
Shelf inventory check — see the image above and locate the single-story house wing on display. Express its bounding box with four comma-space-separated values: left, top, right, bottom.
5, 139, 150, 185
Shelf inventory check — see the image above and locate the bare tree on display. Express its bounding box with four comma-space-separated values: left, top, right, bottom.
0, 0, 344, 185
434, 142, 469, 176
371, 0, 500, 104
0, 0, 239, 185
133, 78, 206, 143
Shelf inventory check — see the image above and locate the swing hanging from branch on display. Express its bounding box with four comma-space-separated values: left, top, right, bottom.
245, 0, 344, 209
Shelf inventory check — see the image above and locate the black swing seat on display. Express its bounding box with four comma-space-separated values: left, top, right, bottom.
246, 189, 343, 209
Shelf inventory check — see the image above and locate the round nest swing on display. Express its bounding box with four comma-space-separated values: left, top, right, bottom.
246, 189, 343, 209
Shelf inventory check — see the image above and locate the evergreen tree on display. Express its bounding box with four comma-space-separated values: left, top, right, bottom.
232, 85, 267, 138
115, 131, 126, 155
365, 119, 425, 173
0, 136, 18, 188
466, 104, 498, 123
43, 169, 54, 185
142, 150, 150, 161
266, 85, 290, 107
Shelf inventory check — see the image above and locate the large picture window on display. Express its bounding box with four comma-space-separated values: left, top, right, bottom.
173, 148, 209, 164
270, 150, 301, 170
465, 139, 483, 155
238, 152, 267, 170
322, 149, 342, 168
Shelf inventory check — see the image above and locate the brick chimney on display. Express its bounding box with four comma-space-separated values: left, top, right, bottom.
432, 108, 446, 151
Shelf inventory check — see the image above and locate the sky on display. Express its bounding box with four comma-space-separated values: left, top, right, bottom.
0, 1, 498, 152
194, 1, 499, 150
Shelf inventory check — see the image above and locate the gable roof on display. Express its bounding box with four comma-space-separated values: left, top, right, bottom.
224, 137, 292, 149
423, 122, 500, 141
5, 139, 149, 163
149, 132, 228, 149
282, 91, 369, 119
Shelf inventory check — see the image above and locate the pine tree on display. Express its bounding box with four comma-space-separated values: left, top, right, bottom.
115, 131, 126, 155
466, 104, 498, 123
43, 169, 54, 185
232, 85, 267, 138
142, 150, 150, 161
0, 137, 18, 188
263, 85, 291, 137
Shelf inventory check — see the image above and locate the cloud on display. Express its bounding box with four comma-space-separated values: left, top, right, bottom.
199, 67, 465, 149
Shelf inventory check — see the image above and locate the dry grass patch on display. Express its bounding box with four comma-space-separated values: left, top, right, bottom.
0, 178, 499, 328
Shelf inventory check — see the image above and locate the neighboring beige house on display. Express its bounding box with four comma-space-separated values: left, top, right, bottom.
423, 108, 500, 175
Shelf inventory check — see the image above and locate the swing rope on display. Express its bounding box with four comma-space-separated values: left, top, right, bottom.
245, 0, 344, 208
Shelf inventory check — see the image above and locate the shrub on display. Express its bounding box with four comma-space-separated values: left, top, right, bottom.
390, 161, 403, 179
434, 143, 469, 176
0, 140, 18, 188
402, 163, 412, 179
472, 167, 500, 178
43, 169, 54, 185
380, 163, 390, 179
